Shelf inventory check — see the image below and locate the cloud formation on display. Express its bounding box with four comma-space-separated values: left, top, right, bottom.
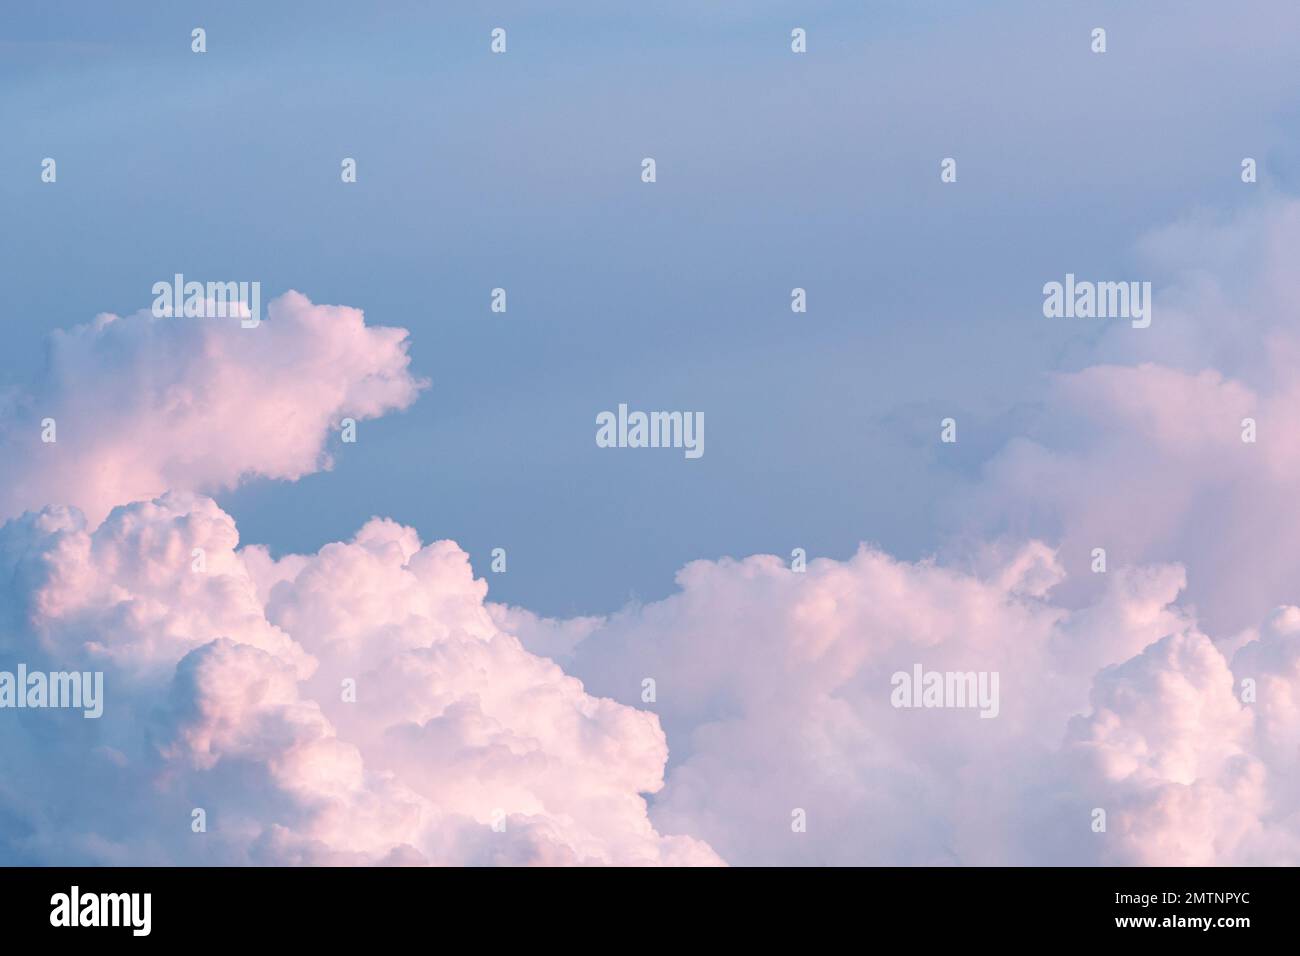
510, 543, 1300, 865
967, 199, 1300, 634
0, 294, 716, 865
0, 291, 426, 525
5, 198, 1300, 867
0, 493, 719, 865
503, 199, 1300, 865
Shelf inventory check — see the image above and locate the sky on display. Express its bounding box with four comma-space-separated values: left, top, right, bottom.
2, 1, 1300, 866
3, 0, 1296, 617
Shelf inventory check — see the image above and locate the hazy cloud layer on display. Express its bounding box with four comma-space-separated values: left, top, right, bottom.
968, 199, 1300, 633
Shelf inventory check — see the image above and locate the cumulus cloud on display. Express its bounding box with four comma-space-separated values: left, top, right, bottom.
500, 198, 1300, 865
6, 199, 1300, 866
0, 295, 715, 865
0, 495, 719, 865
0, 291, 426, 525
497, 541, 1300, 866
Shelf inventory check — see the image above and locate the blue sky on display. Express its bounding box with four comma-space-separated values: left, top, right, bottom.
4, 0, 1299, 616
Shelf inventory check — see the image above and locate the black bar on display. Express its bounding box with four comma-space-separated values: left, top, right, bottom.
0, 866, 1289, 943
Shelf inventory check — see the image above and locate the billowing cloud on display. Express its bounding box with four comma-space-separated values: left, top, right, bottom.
0, 495, 720, 865
0, 291, 427, 525
501, 198, 1300, 865
0, 295, 715, 865
500, 541, 1300, 866
6, 201, 1300, 866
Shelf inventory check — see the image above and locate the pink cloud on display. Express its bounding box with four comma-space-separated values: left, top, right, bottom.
0, 497, 721, 865
0, 291, 427, 526
6, 201, 1300, 866
969, 203, 1300, 633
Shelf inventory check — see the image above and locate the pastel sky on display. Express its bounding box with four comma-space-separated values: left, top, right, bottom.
2, 1, 1300, 865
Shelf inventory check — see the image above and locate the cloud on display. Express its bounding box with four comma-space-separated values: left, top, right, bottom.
0, 291, 427, 526
500, 198, 1300, 864
965, 199, 1300, 633
7, 200, 1300, 866
0, 496, 720, 866
501, 539, 1300, 865
0, 296, 715, 865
